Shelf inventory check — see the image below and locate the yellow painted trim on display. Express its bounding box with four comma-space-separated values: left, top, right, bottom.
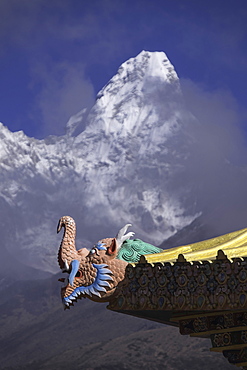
236, 362, 247, 367
171, 310, 237, 322
190, 327, 247, 337
210, 344, 247, 352
142, 228, 247, 264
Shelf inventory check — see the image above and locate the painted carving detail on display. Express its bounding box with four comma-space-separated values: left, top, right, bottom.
109, 257, 247, 312
57, 216, 161, 308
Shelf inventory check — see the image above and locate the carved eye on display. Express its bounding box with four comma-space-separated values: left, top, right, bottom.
90, 248, 98, 255
75, 270, 82, 278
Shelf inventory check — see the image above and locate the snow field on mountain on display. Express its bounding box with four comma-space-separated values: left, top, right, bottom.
0, 51, 202, 272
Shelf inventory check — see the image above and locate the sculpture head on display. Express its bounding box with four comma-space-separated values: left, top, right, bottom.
57, 216, 132, 308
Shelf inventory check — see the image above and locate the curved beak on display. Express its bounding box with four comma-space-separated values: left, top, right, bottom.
57, 219, 63, 233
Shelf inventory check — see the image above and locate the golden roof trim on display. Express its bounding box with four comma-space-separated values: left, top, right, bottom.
141, 227, 247, 264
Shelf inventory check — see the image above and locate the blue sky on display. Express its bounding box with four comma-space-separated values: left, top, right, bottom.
0, 0, 246, 138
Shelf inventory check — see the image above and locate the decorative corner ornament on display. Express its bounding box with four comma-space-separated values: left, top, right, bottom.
56, 216, 247, 369
57, 216, 161, 308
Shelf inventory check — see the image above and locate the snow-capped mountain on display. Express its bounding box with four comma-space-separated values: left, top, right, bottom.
1, 50, 245, 275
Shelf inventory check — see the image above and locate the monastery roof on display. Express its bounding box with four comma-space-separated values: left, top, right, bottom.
140, 227, 247, 264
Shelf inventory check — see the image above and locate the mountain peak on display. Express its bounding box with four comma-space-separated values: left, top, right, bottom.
124, 50, 178, 81
67, 51, 180, 137
96, 50, 178, 101
0, 51, 200, 274
78, 50, 181, 138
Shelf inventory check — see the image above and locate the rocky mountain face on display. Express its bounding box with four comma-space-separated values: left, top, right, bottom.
0, 50, 246, 276
0, 50, 203, 274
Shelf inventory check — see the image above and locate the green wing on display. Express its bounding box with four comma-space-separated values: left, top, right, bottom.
116, 239, 162, 263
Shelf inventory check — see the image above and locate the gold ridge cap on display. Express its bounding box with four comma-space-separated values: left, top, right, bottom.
142, 227, 247, 264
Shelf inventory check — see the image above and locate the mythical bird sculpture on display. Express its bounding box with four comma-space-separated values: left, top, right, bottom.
57, 217, 247, 369
57, 216, 161, 308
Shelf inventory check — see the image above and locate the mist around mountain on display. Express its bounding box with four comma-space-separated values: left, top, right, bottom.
1, 50, 247, 278
0, 50, 246, 369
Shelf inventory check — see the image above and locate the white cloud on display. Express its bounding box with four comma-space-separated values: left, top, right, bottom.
29, 61, 95, 137
177, 79, 247, 233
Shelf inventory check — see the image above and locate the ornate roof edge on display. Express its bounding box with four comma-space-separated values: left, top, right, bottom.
140, 227, 247, 264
